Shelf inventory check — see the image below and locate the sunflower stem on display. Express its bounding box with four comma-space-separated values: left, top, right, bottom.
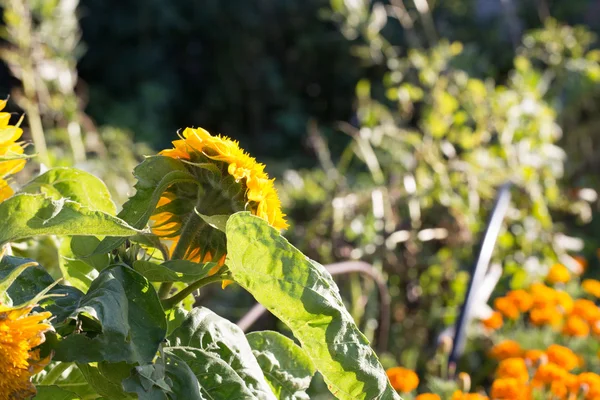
161, 273, 231, 310
158, 282, 173, 300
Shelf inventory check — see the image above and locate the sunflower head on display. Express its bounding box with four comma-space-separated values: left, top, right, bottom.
0, 260, 53, 399
0, 98, 26, 202
150, 127, 287, 265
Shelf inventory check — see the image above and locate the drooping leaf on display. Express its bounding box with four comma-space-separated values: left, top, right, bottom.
0, 256, 84, 326
20, 167, 117, 214
132, 259, 215, 283
95, 156, 197, 254
247, 331, 316, 400
0, 194, 139, 245
168, 307, 276, 400
53, 265, 166, 364
226, 212, 400, 400
77, 362, 136, 400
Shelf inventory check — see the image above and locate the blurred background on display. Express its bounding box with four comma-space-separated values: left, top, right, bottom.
5, 0, 600, 397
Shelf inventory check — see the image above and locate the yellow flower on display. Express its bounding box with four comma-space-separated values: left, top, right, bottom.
546, 263, 570, 285
151, 127, 287, 267
582, 279, 600, 298
0, 99, 26, 202
386, 366, 419, 393
0, 305, 52, 399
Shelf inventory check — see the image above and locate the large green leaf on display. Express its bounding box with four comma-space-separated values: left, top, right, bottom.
35, 363, 97, 398
95, 156, 197, 254
53, 265, 167, 364
247, 331, 316, 400
0, 256, 83, 326
77, 362, 136, 399
168, 307, 276, 400
21, 167, 117, 214
0, 194, 139, 245
226, 213, 399, 400
132, 259, 215, 283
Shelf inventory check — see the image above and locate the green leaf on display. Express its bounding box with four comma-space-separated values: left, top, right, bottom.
247, 331, 316, 400
33, 385, 80, 399
0, 258, 37, 306
226, 212, 400, 400
77, 362, 136, 400
58, 236, 107, 292
196, 212, 229, 232
0, 194, 140, 245
0, 256, 84, 325
168, 307, 276, 400
122, 351, 205, 400
21, 167, 117, 214
132, 259, 215, 283
95, 156, 197, 254
36, 362, 97, 398
53, 265, 166, 364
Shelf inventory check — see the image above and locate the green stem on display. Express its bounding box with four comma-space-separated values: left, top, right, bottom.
158, 282, 173, 299
162, 273, 230, 310
40, 362, 72, 385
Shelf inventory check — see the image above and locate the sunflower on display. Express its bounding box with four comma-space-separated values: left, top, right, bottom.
0, 98, 26, 202
0, 305, 52, 399
150, 127, 287, 266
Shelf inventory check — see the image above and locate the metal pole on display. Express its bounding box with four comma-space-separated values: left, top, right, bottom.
448, 182, 512, 374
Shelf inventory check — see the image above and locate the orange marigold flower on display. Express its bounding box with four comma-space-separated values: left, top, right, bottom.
571, 299, 600, 325
490, 377, 529, 399
530, 283, 558, 308
524, 349, 546, 366
578, 372, 600, 397
529, 305, 562, 327
547, 263, 570, 285
451, 391, 489, 400
386, 367, 419, 393
555, 291, 574, 314
534, 362, 569, 384
482, 311, 503, 331
496, 358, 529, 382
562, 315, 590, 337
507, 289, 533, 312
489, 340, 523, 360
0, 305, 52, 399
583, 279, 600, 298
416, 394, 441, 400
546, 345, 579, 371
494, 296, 520, 320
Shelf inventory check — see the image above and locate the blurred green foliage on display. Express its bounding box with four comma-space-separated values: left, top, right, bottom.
280, 1, 600, 380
